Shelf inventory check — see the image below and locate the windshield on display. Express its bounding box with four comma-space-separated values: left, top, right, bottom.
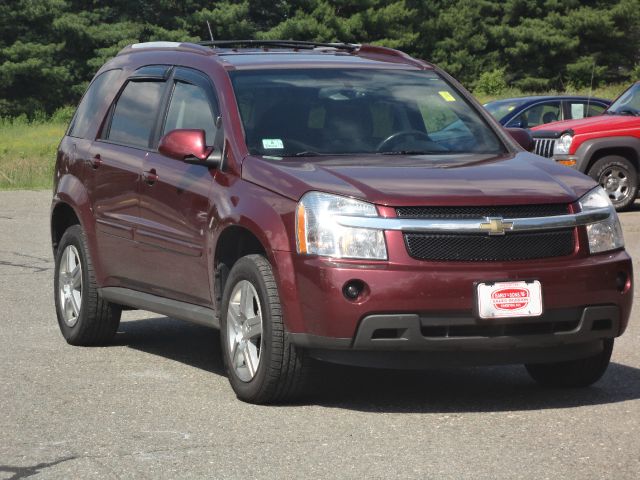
230, 69, 504, 157
607, 83, 640, 116
483, 98, 528, 122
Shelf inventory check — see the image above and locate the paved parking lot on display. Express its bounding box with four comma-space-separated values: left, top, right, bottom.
1, 190, 640, 479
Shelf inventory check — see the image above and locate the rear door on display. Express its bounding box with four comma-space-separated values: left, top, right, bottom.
135, 67, 221, 305
89, 66, 170, 288
564, 100, 608, 120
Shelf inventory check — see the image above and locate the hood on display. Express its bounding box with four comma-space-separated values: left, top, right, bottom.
532, 114, 639, 135
242, 152, 596, 206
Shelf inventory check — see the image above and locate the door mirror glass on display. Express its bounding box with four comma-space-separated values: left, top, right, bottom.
158, 129, 214, 162
506, 127, 534, 152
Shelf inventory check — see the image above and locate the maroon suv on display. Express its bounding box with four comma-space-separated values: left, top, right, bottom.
52, 40, 633, 403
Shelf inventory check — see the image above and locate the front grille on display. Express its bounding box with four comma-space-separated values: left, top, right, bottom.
396, 204, 568, 219
534, 138, 556, 158
404, 230, 575, 261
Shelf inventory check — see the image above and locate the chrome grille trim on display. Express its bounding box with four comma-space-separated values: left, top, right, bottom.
334, 207, 611, 234
534, 138, 556, 158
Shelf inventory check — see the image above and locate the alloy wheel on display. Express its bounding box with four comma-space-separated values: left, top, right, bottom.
226, 280, 263, 382
58, 245, 83, 327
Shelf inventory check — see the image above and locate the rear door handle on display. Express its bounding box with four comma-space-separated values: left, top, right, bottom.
142, 169, 158, 185
88, 154, 102, 169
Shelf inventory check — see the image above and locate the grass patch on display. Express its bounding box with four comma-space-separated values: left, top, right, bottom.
475, 83, 629, 104
0, 117, 67, 190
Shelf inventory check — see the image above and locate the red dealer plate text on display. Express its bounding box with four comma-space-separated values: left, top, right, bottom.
477, 281, 543, 319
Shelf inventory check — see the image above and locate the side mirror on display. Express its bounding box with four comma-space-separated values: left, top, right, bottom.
506, 127, 534, 152
158, 129, 220, 167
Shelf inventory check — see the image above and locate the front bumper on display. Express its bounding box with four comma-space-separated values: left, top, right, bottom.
289, 305, 620, 368
274, 247, 632, 336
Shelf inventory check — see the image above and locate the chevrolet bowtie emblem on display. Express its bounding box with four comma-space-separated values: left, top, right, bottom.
479, 217, 513, 235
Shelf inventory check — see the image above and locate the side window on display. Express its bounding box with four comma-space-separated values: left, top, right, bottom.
569, 102, 606, 119
68, 69, 121, 139
105, 80, 165, 148
512, 102, 561, 128
163, 81, 217, 144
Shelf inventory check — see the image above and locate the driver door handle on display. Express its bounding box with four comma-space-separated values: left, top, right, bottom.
142, 169, 158, 185
88, 154, 102, 169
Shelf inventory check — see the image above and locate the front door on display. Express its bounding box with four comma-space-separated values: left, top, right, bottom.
135, 67, 221, 305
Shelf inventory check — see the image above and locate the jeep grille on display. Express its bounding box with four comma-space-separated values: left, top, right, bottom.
533, 138, 556, 158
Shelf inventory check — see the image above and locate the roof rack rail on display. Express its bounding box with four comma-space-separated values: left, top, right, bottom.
197, 39, 360, 52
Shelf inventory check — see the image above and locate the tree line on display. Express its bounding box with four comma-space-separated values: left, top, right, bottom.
1, 0, 638, 118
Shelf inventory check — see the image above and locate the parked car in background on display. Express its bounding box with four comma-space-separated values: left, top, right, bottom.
485, 96, 610, 129
531, 82, 640, 211
51, 40, 632, 404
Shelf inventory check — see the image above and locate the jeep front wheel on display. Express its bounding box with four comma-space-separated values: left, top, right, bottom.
588, 155, 638, 211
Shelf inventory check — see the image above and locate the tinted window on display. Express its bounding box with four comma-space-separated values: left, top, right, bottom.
68, 69, 121, 139
608, 83, 640, 115
163, 81, 217, 144
509, 101, 560, 128
231, 69, 503, 157
106, 80, 165, 148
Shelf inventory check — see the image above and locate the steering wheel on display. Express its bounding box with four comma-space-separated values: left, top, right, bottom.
376, 130, 433, 152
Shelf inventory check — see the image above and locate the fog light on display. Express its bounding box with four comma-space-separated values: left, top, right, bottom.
616, 272, 629, 293
343, 280, 365, 300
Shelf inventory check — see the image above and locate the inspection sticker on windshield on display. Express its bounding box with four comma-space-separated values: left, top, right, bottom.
477, 281, 542, 319
262, 138, 284, 149
438, 91, 456, 102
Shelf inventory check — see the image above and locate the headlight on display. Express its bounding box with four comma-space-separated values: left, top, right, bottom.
579, 187, 624, 253
296, 192, 387, 260
553, 133, 573, 155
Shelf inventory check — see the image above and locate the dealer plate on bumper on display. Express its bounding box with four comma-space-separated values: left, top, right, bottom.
477, 281, 543, 319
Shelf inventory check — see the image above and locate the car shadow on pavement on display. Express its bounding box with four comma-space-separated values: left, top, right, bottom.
307, 361, 640, 413
114, 317, 640, 413
113, 316, 226, 376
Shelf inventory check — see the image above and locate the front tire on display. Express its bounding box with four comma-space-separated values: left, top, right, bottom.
525, 339, 614, 387
54, 225, 121, 345
220, 255, 310, 404
588, 156, 638, 211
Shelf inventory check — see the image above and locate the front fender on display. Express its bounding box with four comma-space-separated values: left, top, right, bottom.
574, 136, 640, 172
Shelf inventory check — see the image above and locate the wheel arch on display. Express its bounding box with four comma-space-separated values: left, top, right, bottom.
51, 174, 105, 281
577, 137, 640, 179
212, 223, 270, 312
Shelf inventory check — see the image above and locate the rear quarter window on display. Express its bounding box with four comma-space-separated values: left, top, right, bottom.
68, 69, 122, 139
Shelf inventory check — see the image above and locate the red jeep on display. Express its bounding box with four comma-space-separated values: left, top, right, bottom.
531, 82, 640, 210
51, 40, 632, 403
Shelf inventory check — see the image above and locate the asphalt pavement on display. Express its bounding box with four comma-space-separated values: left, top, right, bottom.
1, 190, 640, 479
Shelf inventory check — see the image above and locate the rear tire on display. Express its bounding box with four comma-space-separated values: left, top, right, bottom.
588, 156, 637, 211
220, 254, 310, 404
525, 339, 614, 387
54, 225, 121, 345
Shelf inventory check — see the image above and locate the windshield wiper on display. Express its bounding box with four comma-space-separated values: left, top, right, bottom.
606, 108, 639, 116
379, 150, 442, 155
